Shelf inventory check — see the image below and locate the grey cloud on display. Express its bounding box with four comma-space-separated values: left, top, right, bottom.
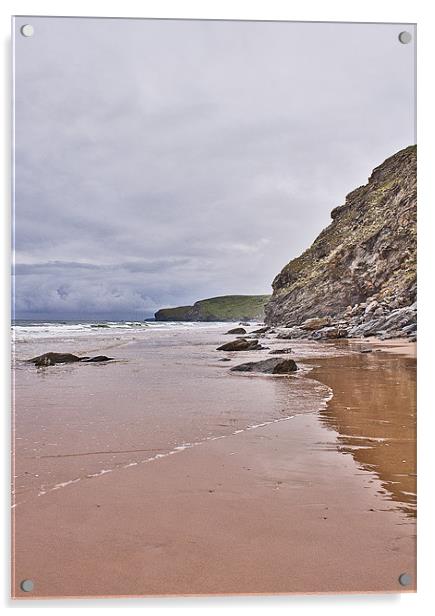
13, 17, 415, 319
14, 257, 195, 275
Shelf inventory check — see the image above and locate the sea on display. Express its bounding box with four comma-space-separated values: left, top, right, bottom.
12, 318, 227, 341
11, 318, 338, 506
11, 318, 230, 360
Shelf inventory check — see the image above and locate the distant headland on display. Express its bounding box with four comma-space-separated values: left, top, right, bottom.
154, 295, 271, 322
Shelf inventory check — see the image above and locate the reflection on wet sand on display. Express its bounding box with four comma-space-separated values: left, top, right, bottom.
311, 346, 416, 517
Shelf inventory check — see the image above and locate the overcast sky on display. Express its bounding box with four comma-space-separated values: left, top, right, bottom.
13, 17, 415, 319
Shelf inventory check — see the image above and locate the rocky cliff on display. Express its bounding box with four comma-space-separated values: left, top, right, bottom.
155, 295, 270, 322
265, 145, 416, 340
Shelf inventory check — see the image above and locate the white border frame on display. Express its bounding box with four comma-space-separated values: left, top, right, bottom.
2, 2, 434, 615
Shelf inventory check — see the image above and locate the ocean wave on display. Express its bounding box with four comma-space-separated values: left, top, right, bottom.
11, 320, 233, 343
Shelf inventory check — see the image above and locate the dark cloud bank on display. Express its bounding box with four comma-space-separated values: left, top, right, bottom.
13, 18, 415, 319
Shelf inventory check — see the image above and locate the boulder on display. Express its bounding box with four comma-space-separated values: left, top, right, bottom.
250, 326, 270, 334
276, 327, 308, 339
364, 300, 380, 316
226, 327, 247, 335
217, 338, 260, 351
231, 358, 298, 374
28, 352, 114, 367
276, 332, 292, 340
269, 348, 292, 355
312, 326, 348, 340
301, 316, 331, 331
29, 352, 86, 367
372, 307, 385, 318
402, 323, 417, 335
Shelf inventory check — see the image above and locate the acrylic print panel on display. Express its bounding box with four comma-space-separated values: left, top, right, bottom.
12, 16, 416, 598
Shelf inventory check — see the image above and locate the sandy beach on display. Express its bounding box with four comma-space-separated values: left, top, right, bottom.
11, 14, 418, 601
11, 324, 416, 597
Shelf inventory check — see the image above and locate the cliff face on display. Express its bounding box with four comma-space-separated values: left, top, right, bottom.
155, 295, 270, 322
265, 146, 416, 339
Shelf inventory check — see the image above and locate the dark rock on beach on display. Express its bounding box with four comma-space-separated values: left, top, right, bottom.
29, 352, 114, 367
276, 327, 308, 340
250, 326, 270, 335
275, 331, 293, 340
269, 348, 292, 355
311, 326, 348, 340
226, 327, 247, 335
231, 358, 298, 374
301, 317, 331, 331
29, 352, 84, 367
217, 339, 261, 352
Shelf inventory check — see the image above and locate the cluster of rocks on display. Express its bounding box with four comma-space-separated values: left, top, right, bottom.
274, 300, 416, 342
217, 293, 417, 375
343, 300, 416, 340
217, 325, 298, 374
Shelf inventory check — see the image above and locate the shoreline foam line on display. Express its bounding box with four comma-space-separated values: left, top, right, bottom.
33, 382, 333, 500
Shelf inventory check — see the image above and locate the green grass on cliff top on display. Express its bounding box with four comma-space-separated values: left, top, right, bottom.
156, 294, 271, 320
195, 295, 270, 319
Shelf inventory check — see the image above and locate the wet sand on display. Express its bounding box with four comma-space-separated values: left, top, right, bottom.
313, 341, 416, 518
12, 328, 416, 597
